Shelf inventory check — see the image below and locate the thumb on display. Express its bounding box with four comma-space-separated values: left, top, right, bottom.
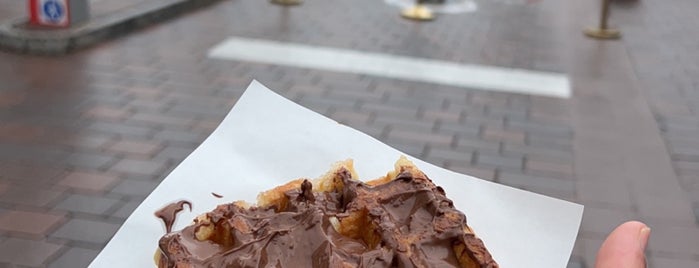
595, 221, 650, 268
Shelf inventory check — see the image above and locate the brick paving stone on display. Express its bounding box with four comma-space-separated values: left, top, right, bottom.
575, 181, 631, 208
111, 199, 144, 220
470, 93, 509, 107
50, 219, 120, 245
191, 119, 224, 134
63, 152, 119, 170
56, 133, 116, 150
360, 102, 419, 118
0, 238, 63, 267
506, 119, 572, 137
0, 144, 71, 164
435, 121, 481, 138
299, 94, 358, 112
635, 194, 697, 222
373, 116, 436, 133
352, 124, 387, 140
677, 173, 699, 189
386, 130, 454, 147
503, 143, 574, 160
286, 84, 325, 98
421, 109, 461, 122
646, 225, 699, 257
330, 110, 372, 126
54, 194, 121, 215
453, 136, 500, 154
0, 164, 64, 182
566, 259, 585, 268
526, 158, 574, 177
123, 86, 165, 99
384, 94, 445, 110
48, 247, 100, 268
109, 158, 168, 176
446, 164, 496, 181
0, 211, 65, 236
0, 123, 46, 143
580, 206, 636, 238
498, 172, 575, 195
326, 86, 385, 102
484, 105, 528, 121
384, 141, 426, 159
126, 98, 172, 114
475, 152, 523, 170
463, 114, 505, 128
128, 113, 194, 128
58, 171, 120, 193
106, 139, 164, 157
0, 90, 26, 109
671, 148, 699, 162
482, 126, 525, 144
526, 134, 573, 151
153, 145, 196, 163
652, 257, 699, 268
86, 122, 155, 138
83, 105, 131, 121
153, 129, 207, 146
110, 179, 161, 197
530, 111, 570, 125
425, 148, 472, 164
167, 103, 230, 118
577, 237, 606, 268
675, 160, 699, 173
0, 186, 65, 207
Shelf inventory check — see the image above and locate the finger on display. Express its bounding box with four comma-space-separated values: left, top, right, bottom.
595, 221, 650, 268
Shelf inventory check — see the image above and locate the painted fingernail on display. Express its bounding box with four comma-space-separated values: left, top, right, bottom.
639, 226, 651, 252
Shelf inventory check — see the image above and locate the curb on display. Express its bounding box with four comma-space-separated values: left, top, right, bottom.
0, 0, 224, 55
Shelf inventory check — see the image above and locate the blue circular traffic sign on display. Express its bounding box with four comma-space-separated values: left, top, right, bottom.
43, 0, 65, 22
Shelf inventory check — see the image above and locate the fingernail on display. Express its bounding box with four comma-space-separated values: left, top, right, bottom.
639, 226, 651, 252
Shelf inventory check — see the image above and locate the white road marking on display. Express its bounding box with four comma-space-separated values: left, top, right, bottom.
208, 37, 571, 98
384, 0, 478, 14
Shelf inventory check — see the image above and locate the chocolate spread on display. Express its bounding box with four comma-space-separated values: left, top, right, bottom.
156, 169, 497, 268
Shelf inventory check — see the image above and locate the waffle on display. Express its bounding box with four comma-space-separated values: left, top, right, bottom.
155, 157, 498, 267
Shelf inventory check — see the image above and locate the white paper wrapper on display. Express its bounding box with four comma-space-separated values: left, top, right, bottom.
90, 81, 583, 267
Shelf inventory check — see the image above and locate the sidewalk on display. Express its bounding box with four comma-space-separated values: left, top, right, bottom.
0, 0, 221, 54
0, 0, 144, 21
0, 0, 697, 267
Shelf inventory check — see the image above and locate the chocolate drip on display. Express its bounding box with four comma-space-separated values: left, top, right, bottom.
155, 200, 192, 233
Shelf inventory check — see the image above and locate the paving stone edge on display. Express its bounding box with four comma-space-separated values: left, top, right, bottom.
0, 0, 224, 55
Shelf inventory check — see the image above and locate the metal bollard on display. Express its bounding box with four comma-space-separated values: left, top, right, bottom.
401, 0, 435, 21
584, 0, 621, 39
271, 0, 302, 6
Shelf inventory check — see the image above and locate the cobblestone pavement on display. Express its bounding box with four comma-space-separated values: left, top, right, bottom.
0, 0, 697, 267
613, 0, 699, 221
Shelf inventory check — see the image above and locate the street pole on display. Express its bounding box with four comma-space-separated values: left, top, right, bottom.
401, 0, 435, 21
584, 0, 621, 39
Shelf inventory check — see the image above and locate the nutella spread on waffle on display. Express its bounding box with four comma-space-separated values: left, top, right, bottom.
155, 158, 498, 268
